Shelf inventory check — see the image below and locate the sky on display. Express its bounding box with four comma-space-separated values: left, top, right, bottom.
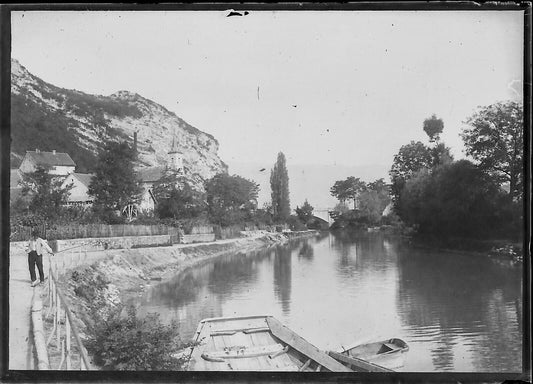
11, 10, 524, 207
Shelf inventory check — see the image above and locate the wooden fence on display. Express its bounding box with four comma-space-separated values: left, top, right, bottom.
11, 224, 173, 241
42, 246, 93, 370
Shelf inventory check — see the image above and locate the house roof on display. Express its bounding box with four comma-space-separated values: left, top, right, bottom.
24, 150, 76, 167
10, 169, 22, 188
137, 167, 164, 183
71, 173, 95, 187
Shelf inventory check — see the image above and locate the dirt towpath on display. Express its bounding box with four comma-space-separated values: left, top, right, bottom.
8, 249, 52, 370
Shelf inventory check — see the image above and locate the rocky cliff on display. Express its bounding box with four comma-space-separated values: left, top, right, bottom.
10, 59, 227, 182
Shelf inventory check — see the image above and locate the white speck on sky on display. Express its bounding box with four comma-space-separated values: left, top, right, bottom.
11, 10, 524, 206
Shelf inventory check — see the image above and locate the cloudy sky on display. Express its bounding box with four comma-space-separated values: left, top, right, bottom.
11, 9, 524, 207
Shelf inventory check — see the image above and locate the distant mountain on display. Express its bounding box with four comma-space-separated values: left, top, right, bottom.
10, 59, 227, 182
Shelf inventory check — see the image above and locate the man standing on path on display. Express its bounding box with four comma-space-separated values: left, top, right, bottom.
26, 229, 53, 287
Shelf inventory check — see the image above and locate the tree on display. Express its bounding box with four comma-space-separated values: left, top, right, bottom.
423, 114, 444, 143
399, 160, 508, 237
19, 165, 73, 221
389, 141, 432, 203
295, 199, 314, 224
430, 142, 454, 168
88, 141, 142, 215
270, 152, 290, 222
367, 178, 388, 195
205, 173, 259, 226
461, 101, 523, 200
330, 176, 367, 210
152, 170, 205, 219
358, 178, 391, 225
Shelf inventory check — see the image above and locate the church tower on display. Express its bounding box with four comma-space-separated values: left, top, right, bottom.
168, 134, 184, 173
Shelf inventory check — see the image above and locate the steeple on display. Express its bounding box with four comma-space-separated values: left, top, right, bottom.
167, 131, 183, 173
169, 134, 180, 155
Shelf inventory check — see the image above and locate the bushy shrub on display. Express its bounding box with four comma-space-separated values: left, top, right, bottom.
286, 215, 307, 231
86, 306, 193, 371
71, 266, 110, 303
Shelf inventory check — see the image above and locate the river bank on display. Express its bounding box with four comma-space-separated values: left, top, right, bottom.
330, 227, 523, 270
53, 229, 319, 369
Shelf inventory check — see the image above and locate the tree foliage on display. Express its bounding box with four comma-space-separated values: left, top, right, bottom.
270, 152, 291, 222
152, 170, 206, 220
11, 93, 98, 172
330, 176, 367, 209
389, 141, 433, 203
295, 199, 314, 224
19, 166, 73, 221
330, 178, 391, 228
358, 178, 391, 224
86, 306, 191, 371
430, 142, 454, 168
88, 141, 142, 215
461, 101, 523, 200
423, 114, 444, 143
399, 160, 512, 237
205, 173, 259, 226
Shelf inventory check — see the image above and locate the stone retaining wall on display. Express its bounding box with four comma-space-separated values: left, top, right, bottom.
181, 233, 216, 244
53, 235, 172, 252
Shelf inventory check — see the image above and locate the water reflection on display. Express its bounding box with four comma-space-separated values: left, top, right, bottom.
273, 246, 292, 315
395, 244, 522, 371
207, 252, 260, 296
298, 242, 314, 261
137, 232, 522, 372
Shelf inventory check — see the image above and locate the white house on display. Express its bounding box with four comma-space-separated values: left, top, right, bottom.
19, 149, 76, 176
137, 167, 164, 212
61, 172, 95, 206
137, 137, 184, 212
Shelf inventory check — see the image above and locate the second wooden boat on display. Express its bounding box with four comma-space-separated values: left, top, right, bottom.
333, 338, 409, 370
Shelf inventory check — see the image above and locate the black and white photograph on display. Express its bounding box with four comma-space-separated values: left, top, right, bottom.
1, 4, 529, 379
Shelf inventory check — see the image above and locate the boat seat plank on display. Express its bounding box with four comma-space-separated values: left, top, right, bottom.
209, 318, 268, 333
266, 317, 352, 372
204, 344, 285, 359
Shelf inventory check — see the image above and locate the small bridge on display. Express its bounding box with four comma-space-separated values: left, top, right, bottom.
313, 208, 334, 227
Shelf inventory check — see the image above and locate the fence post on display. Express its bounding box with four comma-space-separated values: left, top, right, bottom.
66, 316, 71, 369
56, 291, 61, 350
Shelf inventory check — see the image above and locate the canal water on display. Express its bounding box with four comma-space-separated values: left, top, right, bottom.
135, 232, 522, 372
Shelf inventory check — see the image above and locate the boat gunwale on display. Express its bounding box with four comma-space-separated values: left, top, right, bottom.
198, 314, 274, 324
341, 338, 409, 356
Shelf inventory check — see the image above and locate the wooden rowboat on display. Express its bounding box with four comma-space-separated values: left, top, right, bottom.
187, 315, 360, 372
331, 338, 408, 370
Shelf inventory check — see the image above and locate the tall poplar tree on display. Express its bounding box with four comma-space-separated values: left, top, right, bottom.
270, 152, 290, 222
